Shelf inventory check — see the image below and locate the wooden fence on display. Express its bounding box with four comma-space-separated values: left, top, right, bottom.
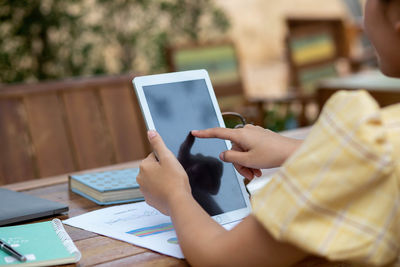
0, 74, 150, 185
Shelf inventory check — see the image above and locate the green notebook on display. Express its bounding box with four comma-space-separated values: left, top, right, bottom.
0, 219, 81, 266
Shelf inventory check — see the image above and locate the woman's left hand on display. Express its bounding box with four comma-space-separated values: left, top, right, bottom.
137, 130, 191, 215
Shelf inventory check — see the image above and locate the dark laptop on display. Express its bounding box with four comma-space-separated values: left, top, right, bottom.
0, 188, 68, 226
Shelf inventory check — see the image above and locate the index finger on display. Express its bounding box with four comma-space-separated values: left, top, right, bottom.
191, 128, 240, 143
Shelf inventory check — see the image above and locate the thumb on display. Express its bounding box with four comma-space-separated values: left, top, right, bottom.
147, 130, 172, 161
220, 150, 249, 167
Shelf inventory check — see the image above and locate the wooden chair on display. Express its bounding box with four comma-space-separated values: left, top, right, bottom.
166, 41, 264, 126
265, 17, 352, 128
0, 74, 151, 185
285, 18, 350, 95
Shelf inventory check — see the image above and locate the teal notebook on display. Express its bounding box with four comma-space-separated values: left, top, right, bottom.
69, 168, 144, 205
0, 219, 81, 266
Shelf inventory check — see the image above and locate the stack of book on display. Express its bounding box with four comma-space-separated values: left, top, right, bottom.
69, 168, 143, 205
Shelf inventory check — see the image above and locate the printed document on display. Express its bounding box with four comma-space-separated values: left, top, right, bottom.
63, 201, 239, 258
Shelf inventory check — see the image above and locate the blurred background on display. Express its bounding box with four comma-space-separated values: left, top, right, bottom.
3, 0, 400, 184
1, 0, 231, 83
0, 0, 375, 129
0, 0, 363, 83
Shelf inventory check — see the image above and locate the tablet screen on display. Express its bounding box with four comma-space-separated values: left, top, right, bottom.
143, 79, 247, 216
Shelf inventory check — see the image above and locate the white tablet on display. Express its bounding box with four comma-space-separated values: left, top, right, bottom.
133, 69, 251, 225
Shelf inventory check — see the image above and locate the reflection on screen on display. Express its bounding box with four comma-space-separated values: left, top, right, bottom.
143, 79, 246, 216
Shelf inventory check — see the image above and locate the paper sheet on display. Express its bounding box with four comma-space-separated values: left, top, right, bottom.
63, 201, 240, 259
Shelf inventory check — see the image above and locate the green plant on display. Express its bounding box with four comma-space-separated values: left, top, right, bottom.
263, 105, 299, 132
0, 0, 230, 84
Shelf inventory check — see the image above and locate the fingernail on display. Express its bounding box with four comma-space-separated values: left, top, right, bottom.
148, 130, 157, 139
219, 152, 225, 161
191, 130, 198, 134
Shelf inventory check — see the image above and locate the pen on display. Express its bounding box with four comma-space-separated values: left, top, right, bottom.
0, 239, 27, 262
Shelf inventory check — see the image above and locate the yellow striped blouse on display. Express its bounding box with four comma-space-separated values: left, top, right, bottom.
252, 91, 400, 266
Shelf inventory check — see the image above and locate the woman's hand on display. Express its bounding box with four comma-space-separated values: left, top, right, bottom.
192, 124, 302, 180
137, 131, 191, 215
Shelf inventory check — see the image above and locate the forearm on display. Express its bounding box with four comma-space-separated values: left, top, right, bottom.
168, 191, 227, 266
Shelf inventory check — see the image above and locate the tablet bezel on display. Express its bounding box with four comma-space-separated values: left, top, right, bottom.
133, 69, 251, 225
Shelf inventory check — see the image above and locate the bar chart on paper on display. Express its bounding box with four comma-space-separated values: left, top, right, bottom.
127, 223, 174, 237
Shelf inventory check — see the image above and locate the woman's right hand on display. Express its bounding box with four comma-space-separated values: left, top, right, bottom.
191, 124, 302, 180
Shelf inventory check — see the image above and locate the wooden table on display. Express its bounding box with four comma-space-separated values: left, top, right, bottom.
317, 70, 400, 109
2, 161, 190, 267
1, 127, 349, 266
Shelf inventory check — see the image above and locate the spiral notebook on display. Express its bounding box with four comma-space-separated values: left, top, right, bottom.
0, 219, 81, 266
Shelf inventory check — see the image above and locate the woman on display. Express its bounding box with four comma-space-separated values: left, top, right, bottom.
137, 0, 400, 265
